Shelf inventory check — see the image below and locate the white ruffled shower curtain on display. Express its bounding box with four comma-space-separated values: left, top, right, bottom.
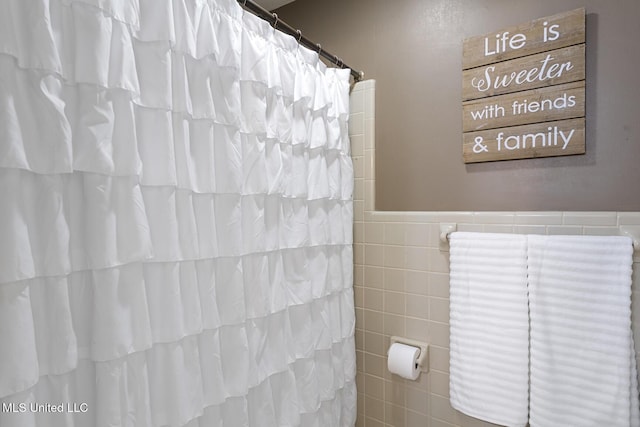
0, 0, 356, 425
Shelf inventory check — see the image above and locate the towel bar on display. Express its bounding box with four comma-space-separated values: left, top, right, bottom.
439, 223, 456, 243
440, 223, 639, 253
620, 225, 640, 253
439, 223, 457, 251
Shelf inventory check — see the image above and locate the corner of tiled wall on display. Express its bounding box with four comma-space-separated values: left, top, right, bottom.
348, 80, 640, 427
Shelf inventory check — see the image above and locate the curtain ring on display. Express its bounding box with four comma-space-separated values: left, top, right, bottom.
316, 43, 322, 53
272, 13, 278, 30
243, 0, 247, 6
296, 29, 302, 43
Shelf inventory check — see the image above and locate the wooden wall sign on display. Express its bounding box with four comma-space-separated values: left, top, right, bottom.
462, 9, 586, 163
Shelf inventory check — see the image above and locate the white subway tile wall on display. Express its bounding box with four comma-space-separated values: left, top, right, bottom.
349, 80, 640, 427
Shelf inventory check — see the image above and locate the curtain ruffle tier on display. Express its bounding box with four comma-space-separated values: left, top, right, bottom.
0, 0, 356, 425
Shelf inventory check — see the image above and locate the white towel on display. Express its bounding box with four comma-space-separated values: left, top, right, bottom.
449, 232, 530, 427
528, 235, 640, 427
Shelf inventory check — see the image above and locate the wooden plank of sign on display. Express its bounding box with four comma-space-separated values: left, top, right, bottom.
463, 117, 585, 163
462, 8, 585, 70
462, 81, 585, 132
462, 44, 585, 101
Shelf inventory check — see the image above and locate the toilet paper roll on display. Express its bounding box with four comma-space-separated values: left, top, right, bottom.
387, 342, 421, 380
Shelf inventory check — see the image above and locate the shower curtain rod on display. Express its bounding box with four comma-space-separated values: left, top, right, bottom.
237, 0, 364, 81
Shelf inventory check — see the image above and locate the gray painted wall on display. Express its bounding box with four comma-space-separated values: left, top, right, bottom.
277, 0, 640, 211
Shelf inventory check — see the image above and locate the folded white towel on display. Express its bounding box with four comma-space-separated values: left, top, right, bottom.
528, 235, 640, 427
449, 232, 529, 427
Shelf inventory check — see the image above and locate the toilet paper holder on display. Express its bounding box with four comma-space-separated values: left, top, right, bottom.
389, 336, 429, 373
